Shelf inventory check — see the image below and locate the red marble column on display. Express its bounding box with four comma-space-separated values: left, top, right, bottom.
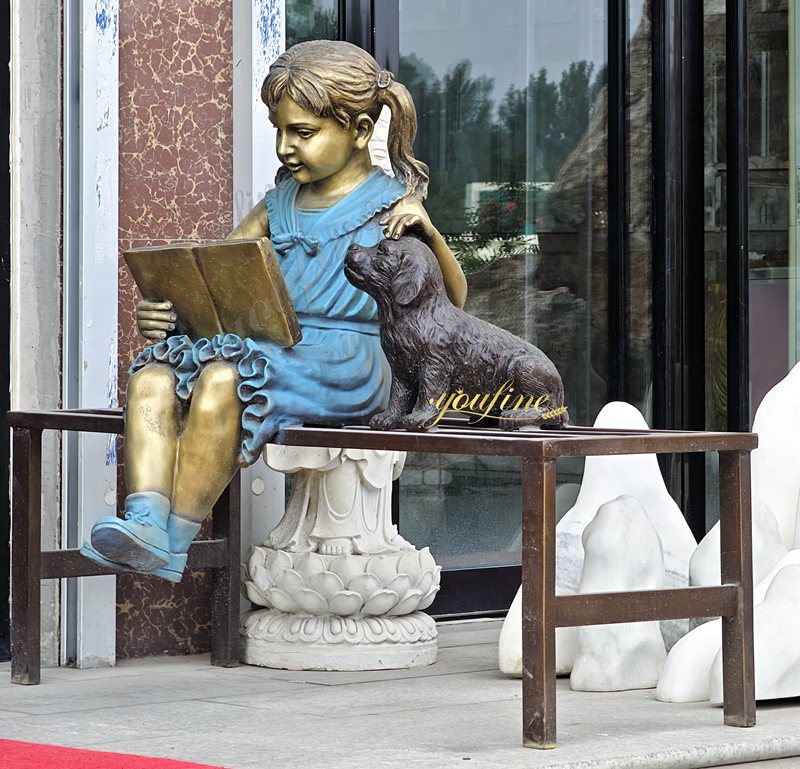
116, 0, 233, 658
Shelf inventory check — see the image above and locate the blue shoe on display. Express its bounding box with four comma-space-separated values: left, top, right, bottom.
148, 514, 202, 583
90, 492, 171, 570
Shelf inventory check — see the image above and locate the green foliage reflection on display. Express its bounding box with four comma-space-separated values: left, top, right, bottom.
400, 54, 606, 273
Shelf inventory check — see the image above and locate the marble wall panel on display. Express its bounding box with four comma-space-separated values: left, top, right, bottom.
116, 0, 233, 659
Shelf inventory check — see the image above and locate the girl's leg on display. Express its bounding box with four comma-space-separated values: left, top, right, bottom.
125, 364, 182, 497
83, 361, 242, 578
171, 361, 242, 522
83, 364, 182, 570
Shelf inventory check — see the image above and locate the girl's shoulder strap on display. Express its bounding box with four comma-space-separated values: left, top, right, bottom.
264, 175, 299, 235
264, 169, 408, 241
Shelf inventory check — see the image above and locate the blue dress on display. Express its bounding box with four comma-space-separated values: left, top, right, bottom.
129, 169, 407, 465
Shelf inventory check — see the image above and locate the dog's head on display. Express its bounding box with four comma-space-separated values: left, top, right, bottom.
344, 236, 445, 308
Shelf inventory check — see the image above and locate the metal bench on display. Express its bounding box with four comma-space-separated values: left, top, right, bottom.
270, 423, 757, 749
8, 410, 756, 748
7, 408, 241, 685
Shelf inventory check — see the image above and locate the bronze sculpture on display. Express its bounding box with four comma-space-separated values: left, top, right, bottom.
344, 236, 567, 431
80, 40, 467, 581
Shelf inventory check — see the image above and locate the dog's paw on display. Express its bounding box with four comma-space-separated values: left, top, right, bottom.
499, 408, 541, 431
370, 411, 403, 431
401, 412, 435, 432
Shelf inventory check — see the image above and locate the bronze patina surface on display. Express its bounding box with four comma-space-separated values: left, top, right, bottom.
344, 236, 566, 431
108, 40, 468, 560
125, 238, 301, 346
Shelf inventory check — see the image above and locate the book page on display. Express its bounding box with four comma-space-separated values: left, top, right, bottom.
194, 238, 301, 347
123, 244, 224, 340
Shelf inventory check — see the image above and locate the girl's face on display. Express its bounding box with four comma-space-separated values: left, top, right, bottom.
269, 95, 367, 189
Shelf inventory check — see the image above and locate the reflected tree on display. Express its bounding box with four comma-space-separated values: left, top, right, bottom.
400, 53, 605, 272
285, 0, 337, 46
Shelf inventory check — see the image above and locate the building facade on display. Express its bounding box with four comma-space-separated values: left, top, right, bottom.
2, 0, 797, 663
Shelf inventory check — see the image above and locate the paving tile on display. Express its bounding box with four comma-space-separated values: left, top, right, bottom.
39, 691, 800, 769
204, 667, 520, 719
436, 620, 502, 649
1, 620, 799, 769
0, 699, 278, 749
233, 642, 499, 687
0, 707, 30, 720
0, 666, 306, 716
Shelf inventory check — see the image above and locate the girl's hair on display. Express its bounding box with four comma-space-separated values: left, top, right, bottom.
261, 40, 429, 199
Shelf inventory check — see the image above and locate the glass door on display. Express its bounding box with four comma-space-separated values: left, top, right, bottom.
284, 0, 655, 615
704, 0, 793, 433
1, 0, 10, 660
397, 1, 613, 614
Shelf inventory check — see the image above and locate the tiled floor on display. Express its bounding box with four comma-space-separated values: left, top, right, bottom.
1, 620, 799, 769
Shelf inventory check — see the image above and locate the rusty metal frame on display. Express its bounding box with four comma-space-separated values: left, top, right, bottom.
7, 409, 241, 685
7, 410, 755, 749
269, 422, 756, 748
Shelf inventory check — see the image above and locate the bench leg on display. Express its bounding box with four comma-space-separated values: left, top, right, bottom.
211, 474, 241, 668
11, 428, 43, 685
718, 450, 756, 727
521, 454, 557, 748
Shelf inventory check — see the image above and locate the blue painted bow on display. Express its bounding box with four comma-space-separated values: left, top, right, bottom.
272, 231, 320, 257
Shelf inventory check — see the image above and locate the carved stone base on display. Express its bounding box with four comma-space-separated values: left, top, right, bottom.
240, 609, 438, 671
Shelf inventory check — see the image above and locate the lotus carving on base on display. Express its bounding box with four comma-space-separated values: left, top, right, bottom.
242, 547, 441, 617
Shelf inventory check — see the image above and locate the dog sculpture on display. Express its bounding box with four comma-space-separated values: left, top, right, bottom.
344, 236, 566, 431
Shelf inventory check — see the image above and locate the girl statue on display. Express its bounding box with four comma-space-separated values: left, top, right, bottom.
80, 40, 466, 581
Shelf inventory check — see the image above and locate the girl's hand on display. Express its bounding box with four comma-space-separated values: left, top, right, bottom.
381, 195, 468, 308
136, 300, 178, 340
380, 196, 435, 242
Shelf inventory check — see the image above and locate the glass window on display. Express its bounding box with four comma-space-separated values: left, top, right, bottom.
703, 0, 791, 527
627, 0, 654, 420
286, 0, 338, 48
704, 0, 792, 431
398, 0, 613, 568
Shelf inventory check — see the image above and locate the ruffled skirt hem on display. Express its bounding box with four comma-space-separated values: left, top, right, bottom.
129, 334, 288, 466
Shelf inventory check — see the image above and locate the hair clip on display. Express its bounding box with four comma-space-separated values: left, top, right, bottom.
376, 70, 392, 89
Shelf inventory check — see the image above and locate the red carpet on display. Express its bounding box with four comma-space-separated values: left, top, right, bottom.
0, 740, 229, 769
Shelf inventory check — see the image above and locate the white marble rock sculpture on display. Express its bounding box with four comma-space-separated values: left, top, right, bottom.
688, 360, 800, 580
570, 495, 667, 691
709, 564, 800, 704
657, 364, 800, 704
749, 361, 800, 548
794, 493, 800, 549
655, 618, 722, 703
657, 550, 800, 703
499, 402, 697, 678
689, 500, 787, 589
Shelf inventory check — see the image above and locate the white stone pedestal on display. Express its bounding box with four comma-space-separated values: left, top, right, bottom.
241, 548, 440, 670
240, 447, 440, 671
241, 608, 437, 670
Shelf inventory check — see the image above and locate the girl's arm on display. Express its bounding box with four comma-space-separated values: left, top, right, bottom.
381, 196, 468, 308
227, 200, 270, 240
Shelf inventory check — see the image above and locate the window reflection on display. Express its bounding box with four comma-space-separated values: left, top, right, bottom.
400, 3, 609, 426
285, 0, 337, 48
703, 0, 792, 433
398, 0, 620, 569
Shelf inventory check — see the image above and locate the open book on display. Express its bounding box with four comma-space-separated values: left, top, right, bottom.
124, 238, 302, 347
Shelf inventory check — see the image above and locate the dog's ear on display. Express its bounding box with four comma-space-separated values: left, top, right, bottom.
391, 252, 426, 306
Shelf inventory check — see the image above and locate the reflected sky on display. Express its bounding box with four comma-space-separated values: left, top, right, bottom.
401, 0, 606, 99
400, 0, 646, 100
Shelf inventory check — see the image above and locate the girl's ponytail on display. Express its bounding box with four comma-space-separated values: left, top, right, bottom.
378, 77, 430, 200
